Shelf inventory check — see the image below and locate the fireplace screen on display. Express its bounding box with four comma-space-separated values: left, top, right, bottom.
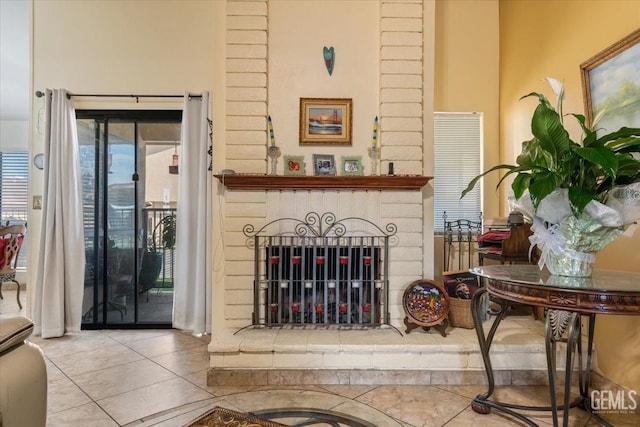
243, 212, 396, 327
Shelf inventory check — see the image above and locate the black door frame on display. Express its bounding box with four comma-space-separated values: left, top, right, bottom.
77, 110, 182, 329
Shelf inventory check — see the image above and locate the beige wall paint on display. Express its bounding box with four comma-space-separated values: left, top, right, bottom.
27, 0, 215, 308
432, 0, 499, 280
268, 1, 379, 167
434, 0, 500, 222
500, 0, 640, 392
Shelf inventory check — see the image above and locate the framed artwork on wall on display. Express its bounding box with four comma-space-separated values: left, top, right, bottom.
300, 98, 352, 145
283, 155, 306, 176
312, 154, 336, 176
580, 29, 640, 131
340, 155, 362, 176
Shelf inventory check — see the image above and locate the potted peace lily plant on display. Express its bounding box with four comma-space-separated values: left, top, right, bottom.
463, 78, 640, 276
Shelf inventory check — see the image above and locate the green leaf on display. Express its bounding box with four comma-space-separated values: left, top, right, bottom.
573, 146, 618, 178
598, 127, 640, 146
530, 103, 572, 159
604, 134, 640, 153
520, 92, 553, 110
528, 172, 562, 208
460, 164, 516, 199
569, 113, 598, 147
568, 186, 595, 215
614, 155, 640, 176
511, 173, 531, 200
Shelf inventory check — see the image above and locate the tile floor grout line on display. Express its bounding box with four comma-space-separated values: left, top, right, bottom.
44, 354, 121, 425
42, 329, 213, 426
439, 404, 474, 426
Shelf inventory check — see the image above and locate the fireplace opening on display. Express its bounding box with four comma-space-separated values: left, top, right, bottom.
243, 212, 396, 328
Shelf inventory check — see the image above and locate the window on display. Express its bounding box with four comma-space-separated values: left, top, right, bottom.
0, 151, 29, 267
433, 112, 482, 232
0, 151, 28, 221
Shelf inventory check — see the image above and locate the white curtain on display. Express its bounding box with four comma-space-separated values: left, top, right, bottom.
173, 92, 212, 334
33, 89, 85, 338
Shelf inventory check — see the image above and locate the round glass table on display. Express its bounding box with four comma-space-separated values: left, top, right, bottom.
469, 265, 640, 427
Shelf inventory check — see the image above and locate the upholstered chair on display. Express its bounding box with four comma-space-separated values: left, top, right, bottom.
0, 317, 48, 426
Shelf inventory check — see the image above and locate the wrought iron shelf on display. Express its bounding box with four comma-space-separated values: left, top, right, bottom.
214, 174, 432, 191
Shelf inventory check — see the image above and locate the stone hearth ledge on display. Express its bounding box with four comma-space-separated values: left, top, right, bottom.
205, 317, 576, 386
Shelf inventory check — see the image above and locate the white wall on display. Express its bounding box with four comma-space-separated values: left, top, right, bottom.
1, 0, 30, 151
0, 120, 30, 151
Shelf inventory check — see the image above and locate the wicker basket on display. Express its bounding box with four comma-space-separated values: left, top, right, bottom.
448, 297, 474, 329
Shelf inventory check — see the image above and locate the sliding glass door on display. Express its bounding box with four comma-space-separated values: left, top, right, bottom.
77, 110, 181, 328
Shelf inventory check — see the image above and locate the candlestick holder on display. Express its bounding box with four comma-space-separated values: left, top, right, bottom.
267, 146, 281, 175
368, 146, 380, 176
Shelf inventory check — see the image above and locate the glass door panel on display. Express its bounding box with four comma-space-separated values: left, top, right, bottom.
79, 119, 105, 325
106, 122, 136, 323
78, 111, 181, 328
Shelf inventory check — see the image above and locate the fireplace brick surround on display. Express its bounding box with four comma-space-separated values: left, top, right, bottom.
207, 0, 548, 385
208, 188, 551, 385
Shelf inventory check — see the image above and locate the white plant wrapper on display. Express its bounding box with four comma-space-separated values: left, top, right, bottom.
606, 182, 640, 225
513, 184, 640, 276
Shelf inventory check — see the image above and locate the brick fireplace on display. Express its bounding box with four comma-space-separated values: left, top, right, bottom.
206, 0, 545, 386
207, 183, 549, 386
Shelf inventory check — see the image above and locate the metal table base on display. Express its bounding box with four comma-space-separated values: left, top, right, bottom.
470, 288, 614, 427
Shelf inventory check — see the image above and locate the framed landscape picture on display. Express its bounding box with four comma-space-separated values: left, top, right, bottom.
300, 98, 352, 145
580, 29, 640, 131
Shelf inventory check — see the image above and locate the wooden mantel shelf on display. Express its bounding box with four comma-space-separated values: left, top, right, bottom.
214, 174, 432, 191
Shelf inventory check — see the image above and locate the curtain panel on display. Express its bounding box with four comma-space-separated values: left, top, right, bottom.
173, 92, 212, 334
33, 89, 85, 338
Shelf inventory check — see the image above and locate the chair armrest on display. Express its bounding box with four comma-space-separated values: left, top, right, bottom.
0, 317, 34, 354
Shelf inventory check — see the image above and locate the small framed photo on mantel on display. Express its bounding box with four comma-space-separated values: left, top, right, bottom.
283, 155, 306, 176
341, 155, 363, 176
312, 154, 336, 176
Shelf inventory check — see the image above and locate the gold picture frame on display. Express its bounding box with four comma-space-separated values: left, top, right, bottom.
580, 29, 640, 129
299, 98, 352, 145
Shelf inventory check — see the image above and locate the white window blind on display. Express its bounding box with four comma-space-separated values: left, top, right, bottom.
0, 151, 28, 268
0, 151, 29, 221
433, 112, 482, 232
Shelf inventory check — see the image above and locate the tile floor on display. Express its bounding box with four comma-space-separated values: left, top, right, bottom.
2, 289, 638, 426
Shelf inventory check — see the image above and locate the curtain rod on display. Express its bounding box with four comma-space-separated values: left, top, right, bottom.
35, 91, 202, 101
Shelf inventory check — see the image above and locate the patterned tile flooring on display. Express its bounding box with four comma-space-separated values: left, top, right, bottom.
2, 289, 638, 426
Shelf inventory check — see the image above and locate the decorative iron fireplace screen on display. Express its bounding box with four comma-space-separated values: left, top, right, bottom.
243, 212, 396, 327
